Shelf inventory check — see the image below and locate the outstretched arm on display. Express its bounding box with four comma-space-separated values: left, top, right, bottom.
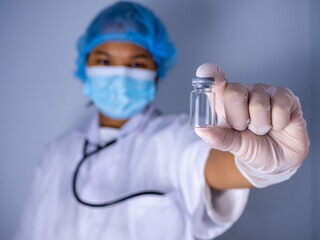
205, 149, 253, 189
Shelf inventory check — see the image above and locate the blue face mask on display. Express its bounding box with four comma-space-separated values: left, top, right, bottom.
83, 66, 157, 119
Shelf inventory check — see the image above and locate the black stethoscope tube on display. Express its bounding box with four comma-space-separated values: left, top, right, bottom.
72, 138, 164, 207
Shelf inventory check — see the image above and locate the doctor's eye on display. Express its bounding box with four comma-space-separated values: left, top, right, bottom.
97, 59, 111, 65
130, 62, 146, 68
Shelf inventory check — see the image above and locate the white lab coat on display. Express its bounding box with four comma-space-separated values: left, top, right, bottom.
13, 105, 249, 240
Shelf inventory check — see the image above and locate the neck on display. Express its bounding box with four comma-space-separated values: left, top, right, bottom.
99, 112, 129, 128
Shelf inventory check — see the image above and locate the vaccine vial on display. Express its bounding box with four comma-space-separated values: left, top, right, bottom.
190, 77, 215, 128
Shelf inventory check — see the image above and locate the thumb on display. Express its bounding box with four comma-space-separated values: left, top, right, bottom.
196, 63, 229, 126
196, 63, 228, 103
195, 127, 241, 153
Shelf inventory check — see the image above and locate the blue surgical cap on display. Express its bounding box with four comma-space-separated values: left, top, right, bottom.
75, 1, 178, 81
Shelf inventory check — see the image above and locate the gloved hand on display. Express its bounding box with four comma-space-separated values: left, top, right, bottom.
195, 63, 310, 188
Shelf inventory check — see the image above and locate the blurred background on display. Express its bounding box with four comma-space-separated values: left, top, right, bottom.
1, 0, 319, 239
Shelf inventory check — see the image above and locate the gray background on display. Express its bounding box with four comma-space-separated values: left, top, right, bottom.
0, 0, 319, 239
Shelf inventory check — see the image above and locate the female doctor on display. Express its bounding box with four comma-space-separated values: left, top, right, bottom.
13, 2, 309, 240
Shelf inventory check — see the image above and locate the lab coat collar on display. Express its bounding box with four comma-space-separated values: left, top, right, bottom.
76, 104, 162, 145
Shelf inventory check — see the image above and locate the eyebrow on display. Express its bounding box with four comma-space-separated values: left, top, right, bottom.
130, 53, 152, 59
92, 50, 111, 57
92, 50, 152, 59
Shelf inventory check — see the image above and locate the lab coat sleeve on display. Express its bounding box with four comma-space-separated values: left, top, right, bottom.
12, 142, 57, 240
173, 114, 250, 239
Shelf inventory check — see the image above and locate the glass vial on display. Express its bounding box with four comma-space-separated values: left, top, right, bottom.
190, 77, 215, 128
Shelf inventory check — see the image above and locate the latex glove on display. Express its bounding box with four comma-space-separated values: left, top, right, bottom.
195, 63, 310, 188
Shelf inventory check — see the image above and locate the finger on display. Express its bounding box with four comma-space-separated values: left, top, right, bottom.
270, 87, 294, 131
196, 63, 228, 97
195, 127, 241, 153
196, 63, 228, 126
224, 82, 250, 131
248, 84, 272, 135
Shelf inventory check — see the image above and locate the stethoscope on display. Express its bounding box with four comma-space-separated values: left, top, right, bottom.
72, 137, 165, 207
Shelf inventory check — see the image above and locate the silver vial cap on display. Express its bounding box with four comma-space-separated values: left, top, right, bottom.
192, 77, 215, 87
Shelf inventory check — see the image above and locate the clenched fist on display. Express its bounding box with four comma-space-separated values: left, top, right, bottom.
195, 63, 309, 188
